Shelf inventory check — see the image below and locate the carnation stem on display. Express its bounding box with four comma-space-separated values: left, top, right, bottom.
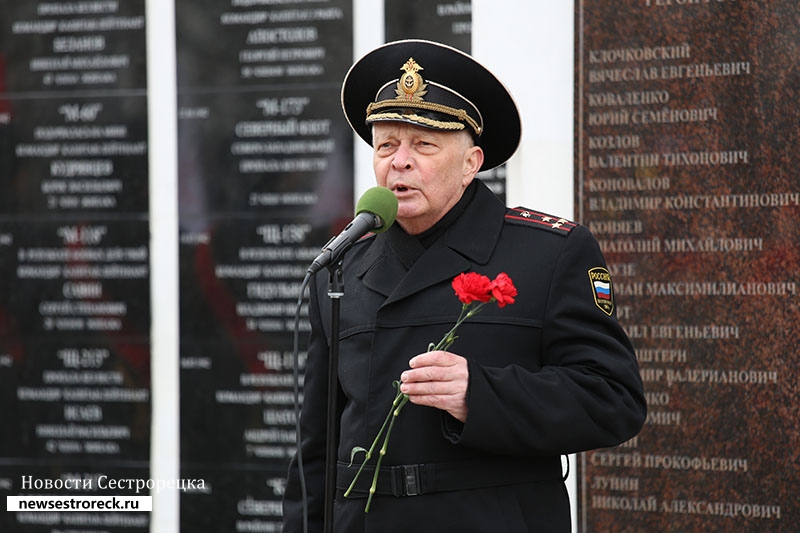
432, 302, 486, 351
344, 384, 408, 502
365, 389, 409, 512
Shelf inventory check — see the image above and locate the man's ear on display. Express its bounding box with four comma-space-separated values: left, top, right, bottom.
463, 145, 485, 184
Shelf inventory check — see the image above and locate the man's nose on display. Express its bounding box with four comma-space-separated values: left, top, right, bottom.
391, 143, 413, 170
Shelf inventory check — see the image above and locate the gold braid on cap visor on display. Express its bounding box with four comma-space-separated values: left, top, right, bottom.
365, 99, 483, 137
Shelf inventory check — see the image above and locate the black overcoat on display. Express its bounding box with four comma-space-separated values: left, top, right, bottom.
283, 181, 646, 532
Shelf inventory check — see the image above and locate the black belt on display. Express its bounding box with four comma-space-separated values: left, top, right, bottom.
337, 457, 562, 498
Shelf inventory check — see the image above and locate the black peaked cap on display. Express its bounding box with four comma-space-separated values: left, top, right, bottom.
341, 39, 522, 171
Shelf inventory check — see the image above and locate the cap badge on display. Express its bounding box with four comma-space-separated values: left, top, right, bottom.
396, 58, 428, 101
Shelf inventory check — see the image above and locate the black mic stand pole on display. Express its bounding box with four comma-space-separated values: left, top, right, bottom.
323, 259, 344, 533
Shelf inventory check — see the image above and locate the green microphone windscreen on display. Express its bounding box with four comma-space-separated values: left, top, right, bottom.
355, 187, 398, 233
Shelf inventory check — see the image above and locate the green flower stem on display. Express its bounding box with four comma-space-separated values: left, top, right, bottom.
432, 302, 486, 351
365, 389, 409, 513
343, 386, 406, 498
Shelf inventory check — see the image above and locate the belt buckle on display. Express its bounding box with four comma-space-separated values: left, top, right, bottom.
402, 465, 420, 496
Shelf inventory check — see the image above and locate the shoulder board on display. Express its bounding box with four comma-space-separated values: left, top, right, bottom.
504, 207, 579, 236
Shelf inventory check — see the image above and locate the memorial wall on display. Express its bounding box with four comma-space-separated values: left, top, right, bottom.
0, 1, 152, 531
174, 0, 354, 531
576, 1, 799, 531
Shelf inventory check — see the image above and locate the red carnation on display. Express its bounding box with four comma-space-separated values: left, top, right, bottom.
490, 272, 517, 308
451, 272, 493, 304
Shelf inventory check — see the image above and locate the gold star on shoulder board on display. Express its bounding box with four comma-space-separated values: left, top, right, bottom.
552, 218, 569, 229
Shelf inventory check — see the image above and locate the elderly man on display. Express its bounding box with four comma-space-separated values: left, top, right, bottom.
283, 39, 646, 532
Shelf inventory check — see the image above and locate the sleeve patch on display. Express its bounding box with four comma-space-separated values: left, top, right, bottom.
505, 207, 578, 236
588, 266, 614, 316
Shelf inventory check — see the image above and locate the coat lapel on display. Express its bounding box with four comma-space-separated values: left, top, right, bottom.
382, 244, 471, 306
356, 232, 404, 298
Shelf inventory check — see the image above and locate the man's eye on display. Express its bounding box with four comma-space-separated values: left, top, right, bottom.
417, 140, 438, 151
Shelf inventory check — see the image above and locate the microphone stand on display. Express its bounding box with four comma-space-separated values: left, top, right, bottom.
323, 259, 344, 533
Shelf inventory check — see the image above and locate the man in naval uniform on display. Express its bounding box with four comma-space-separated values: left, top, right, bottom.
282, 39, 646, 532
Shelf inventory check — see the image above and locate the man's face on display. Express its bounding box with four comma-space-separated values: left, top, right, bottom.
372, 122, 483, 235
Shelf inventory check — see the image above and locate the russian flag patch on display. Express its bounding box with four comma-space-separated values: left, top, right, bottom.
588, 267, 614, 316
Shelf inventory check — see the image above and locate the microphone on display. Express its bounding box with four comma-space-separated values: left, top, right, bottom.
307, 187, 398, 274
